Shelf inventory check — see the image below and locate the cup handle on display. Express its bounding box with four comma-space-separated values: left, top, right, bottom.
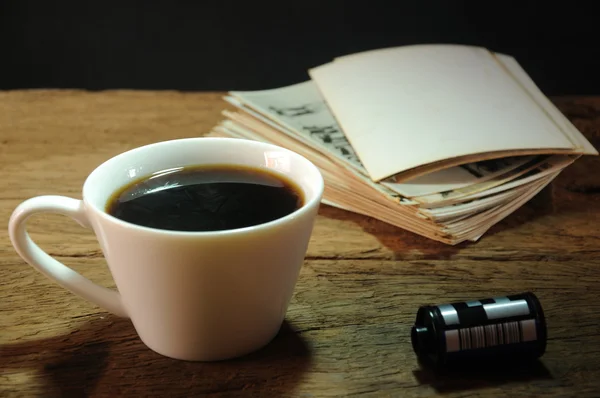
8, 195, 128, 317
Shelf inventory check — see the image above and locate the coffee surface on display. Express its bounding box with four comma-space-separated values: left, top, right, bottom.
106, 164, 303, 232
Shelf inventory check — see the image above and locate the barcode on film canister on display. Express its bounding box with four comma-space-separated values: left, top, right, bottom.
445, 319, 538, 352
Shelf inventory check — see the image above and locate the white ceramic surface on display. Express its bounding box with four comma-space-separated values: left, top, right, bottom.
8, 137, 324, 361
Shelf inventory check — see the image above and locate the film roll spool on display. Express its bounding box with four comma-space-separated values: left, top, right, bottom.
411, 292, 547, 367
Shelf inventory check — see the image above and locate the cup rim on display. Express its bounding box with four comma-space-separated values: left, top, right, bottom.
82, 137, 325, 237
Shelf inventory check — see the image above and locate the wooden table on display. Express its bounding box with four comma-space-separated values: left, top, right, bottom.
1, 91, 599, 397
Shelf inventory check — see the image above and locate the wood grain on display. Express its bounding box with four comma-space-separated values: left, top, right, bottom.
1, 90, 599, 397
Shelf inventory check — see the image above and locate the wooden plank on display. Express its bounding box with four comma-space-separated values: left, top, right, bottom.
1, 90, 599, 397
2, 258, 599, 397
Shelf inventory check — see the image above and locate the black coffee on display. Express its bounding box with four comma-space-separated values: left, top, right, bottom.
106, 164, 304, 232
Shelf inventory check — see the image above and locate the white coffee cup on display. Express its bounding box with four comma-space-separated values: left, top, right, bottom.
8, 137, 324, 361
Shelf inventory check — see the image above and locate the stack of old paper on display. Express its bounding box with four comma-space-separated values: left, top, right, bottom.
209, 44, 598, 245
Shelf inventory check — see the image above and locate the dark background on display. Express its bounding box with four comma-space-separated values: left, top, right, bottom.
1, 1, 599, 95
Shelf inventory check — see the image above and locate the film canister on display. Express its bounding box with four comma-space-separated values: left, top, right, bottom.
411, 292, 547, 367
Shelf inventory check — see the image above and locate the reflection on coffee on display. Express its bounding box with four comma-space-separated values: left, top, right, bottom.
106, 164, 304, 232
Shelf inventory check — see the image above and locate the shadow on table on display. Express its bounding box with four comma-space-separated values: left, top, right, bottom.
318, 205, 467, 259
319, 181, 562, 258
413, 358, 554, 393
0, 314, 312, 397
